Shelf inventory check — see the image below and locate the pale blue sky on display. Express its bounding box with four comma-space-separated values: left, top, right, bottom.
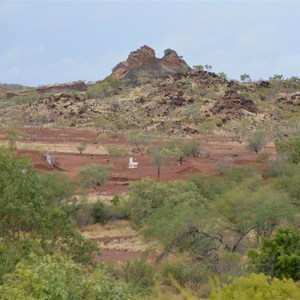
0, 0, 299, 86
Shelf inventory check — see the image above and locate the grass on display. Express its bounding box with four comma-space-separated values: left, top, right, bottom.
0, 140, 108, 154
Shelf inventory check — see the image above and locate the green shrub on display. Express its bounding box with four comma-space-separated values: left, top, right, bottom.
121, 259, 154, 289
248, 227, 300, 280
209, 273, 300, 300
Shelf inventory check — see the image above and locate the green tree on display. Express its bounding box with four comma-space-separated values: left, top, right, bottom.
5, 126, 21, 150
38, 172, 75, 207
249, 227, 300, 280
198, 120, 216, 143
0, 148, 97, 269
79, 164, 111, 192
151, 148, 165, 181
128, 130, 152, 155
94, 117, 110, 133
77, 139, 88, 155
275, 137, 300, 163
193, 65, 204, 70
246, 130, 267, 153
240, 73, 251, 83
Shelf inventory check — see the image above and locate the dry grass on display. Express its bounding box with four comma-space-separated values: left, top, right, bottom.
81, 220, 147, 252
0, 140, 108, 154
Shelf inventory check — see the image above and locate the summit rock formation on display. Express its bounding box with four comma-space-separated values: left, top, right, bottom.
111, 45, 190, 82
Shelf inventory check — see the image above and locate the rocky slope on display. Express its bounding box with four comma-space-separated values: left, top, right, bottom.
111, 45, 190, 82
1, 46, 300, 136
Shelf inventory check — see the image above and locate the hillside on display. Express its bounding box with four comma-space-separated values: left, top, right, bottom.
0, 46, 300, 138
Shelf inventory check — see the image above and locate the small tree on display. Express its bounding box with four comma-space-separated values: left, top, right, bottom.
128, 131, 151, 155
275, 137, 300, 163
246, 131, 267, 154
218, 72, 227, 80
151, 148, 165, 181
94, 117, 110, 133
240, 73, 251, 83
198, 120, 216, 143
79, 164, 111, 192
5, 126, 21, 150
77, 140, 88, 155
193, 65, 204, 70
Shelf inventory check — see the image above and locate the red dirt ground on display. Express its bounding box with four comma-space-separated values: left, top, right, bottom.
0, 127, 276, 262
0, 127, 275, 196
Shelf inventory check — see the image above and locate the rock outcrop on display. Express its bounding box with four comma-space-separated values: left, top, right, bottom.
111, 45, 190, 82
211, 90, 258, 122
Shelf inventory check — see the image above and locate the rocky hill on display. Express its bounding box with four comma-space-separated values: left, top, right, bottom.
1, 45, 300, 137
111, 45, 190, 83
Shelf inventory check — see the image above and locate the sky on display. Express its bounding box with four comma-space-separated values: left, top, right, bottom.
0, 0, 300, 86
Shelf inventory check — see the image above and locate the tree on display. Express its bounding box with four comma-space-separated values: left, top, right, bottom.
151, 148, 165, 181
94, 117, 110, 133
5, 126, 21, 150
77, 139, 88, 155
269, 74, 284, 81
249, 227, 300, 280
107, 146, 128, 169
181, 140, 201, 159
218, 72, 227, 80
0, 148, 97, 267
246, 130, 267, 153
209, 273, 300, 300
128, 130, 152, 155
38, 172, 75, 207
275, 137, 300, 163
240, 73, 251, 83
182, 105, 202, 124
198, 120, 216, 143
79, 164, 111, 192
204, 64, 212, 71
56, 117, 71, 134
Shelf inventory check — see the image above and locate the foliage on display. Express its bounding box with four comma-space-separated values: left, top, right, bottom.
79, 164, 111, 192
181, 140, 201, 157
198, 120, 216, 142
0, 148, 97, 267
0, 254, 141, 300
273, 178, 300, 208
128, 130, 152, 155
249, 227, 300, 280
246, 130, 267, 153
5, 126, 22, 150
214, 157, 233, 174
107, 146, 128, 159
275, 137, 300, 163
162, 259, 209, 290
151, 148, 165, 180
94, 117, 110, 133
38, 172, 75, 207
189, 174, 227, 200
86, 76, 129, 99
208, 273, 300, 300
128, 179, 168, 226
77, 139, 88, 155
121, 259, 155, 289
240, 73, 251, 83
